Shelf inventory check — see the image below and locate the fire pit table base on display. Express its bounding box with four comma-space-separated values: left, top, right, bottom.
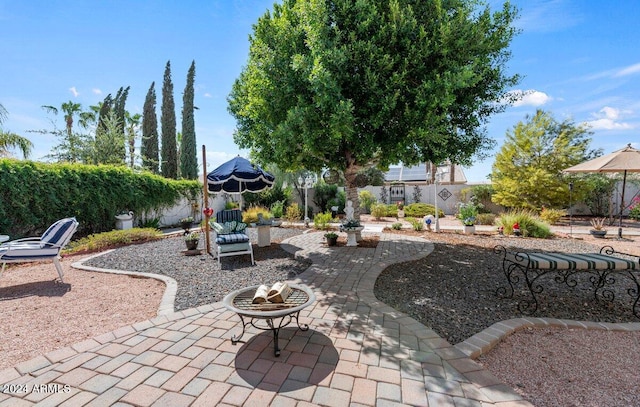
223, 284, 316, 357
231, 312, 309, 356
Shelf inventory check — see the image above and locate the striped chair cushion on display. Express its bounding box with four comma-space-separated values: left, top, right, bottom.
41, 217, 78, 247
0, 242, 59, 260
216, 210, 243, 224
216, 232, 250, 245
508, 252, 638, 271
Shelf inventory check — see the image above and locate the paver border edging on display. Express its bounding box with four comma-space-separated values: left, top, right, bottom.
456, 317, 640, 359
71, 250, 177, 316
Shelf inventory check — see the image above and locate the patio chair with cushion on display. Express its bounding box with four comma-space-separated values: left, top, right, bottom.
0, 217, 79, 283
210, 210, 254, 267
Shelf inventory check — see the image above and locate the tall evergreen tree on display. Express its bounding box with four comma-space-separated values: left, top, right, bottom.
491, 110, 597, 209
113, 86, 130, 144
180, 60, 198, 179
161, 60, 178, 179
141, 82, 160, 173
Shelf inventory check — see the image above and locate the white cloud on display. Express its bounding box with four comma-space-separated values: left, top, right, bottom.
614, 62, 640, 77
203, 92, 212, 98
507, 89, 551, 107
583, 106, 634, 130
92, 88, 102, 95
69, 87, 79, 97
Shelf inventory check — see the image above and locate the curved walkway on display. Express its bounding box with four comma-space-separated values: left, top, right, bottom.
0, 232, 532, 406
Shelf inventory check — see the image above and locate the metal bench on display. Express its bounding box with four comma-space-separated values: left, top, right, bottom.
495, 245, 640, 317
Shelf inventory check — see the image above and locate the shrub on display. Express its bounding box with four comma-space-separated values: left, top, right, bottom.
391, 222, 403, 230
407, 217, 424, 231
0, 159, 201, 238
313, 182, 339, 212
404, 203, 443, 217
242, 206, 272, 224
539, 208, 566, 225
475, 213, 496, 225
271, 200, 284, 218
64, 228, 163, 254
629, 197, 640, 220
370, 203, 388, 220
313, 212, 333, 230
497, 210, 553, 238
358, 190, 376, 214
329, 190, 346, 214
284, 203, 302, 223
243, 184, 291, 208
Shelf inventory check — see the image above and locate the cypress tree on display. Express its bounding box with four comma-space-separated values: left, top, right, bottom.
180, 60, 198, 179
141, 82, 159, 173
160, 60, 178, 179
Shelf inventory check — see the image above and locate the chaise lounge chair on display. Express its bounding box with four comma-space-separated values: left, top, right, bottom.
210, 210, 254, 267
0, 217, 79, 283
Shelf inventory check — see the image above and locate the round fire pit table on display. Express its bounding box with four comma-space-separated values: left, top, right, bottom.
223, 283, 316, 356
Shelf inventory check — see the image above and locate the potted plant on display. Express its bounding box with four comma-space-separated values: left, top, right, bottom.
180, 216, 194, 234
457, 202, 478, 234
271, 201, 284, 227
324, 231, 338, 246
184, 231, 201, 251
589, 217, 608, 238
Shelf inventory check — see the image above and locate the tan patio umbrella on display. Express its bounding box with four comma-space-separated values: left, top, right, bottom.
564, 143, 640, 238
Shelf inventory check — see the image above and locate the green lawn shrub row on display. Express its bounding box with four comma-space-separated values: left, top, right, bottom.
0, 159, 201, 238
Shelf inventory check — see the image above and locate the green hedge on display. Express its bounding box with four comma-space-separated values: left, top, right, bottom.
0, 159, 201, 238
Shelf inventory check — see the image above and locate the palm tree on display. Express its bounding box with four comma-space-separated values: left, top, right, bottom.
0, 103, 33, 159
125, 111, 142, 168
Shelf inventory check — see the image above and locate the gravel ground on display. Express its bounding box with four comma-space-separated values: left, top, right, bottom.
83, 227, 310, 311
375, 232, 640, 345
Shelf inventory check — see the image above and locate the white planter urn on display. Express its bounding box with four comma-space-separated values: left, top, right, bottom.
463, 225, 475, 235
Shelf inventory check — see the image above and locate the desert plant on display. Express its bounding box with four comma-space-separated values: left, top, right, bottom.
539, 208, 566, 225
184, 231, 201, 241
370, 203, 388, 220
358, 190, 376, 213
391, 222, 403, 230
475, 213, 496, 226
497, 210, 553, 238
64, 228, 163, 254
284, 203, 302, 223
341, 219, 361, 229
590, 217, 606, 230
314, 212, 333, 230
407, 217, 424, 231
242, 206, 272, 224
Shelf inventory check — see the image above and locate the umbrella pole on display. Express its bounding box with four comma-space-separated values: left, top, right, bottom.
618, 170, 627, 239
202, 145, 211, 254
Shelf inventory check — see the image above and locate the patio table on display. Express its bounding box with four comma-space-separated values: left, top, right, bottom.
223, 283, 315, 356
0, 235, 9, 243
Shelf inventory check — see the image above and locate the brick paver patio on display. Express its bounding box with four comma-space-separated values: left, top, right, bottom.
0, 232, 537, 406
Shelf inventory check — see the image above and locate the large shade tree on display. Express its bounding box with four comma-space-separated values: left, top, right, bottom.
491, 110, 599, 209
228, 0, 520, 216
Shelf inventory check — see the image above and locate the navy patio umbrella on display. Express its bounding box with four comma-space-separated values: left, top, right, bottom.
207, 156, 275, 207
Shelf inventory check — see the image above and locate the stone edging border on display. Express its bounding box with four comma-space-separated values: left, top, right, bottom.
455, 317, 640, 359
71, 250, 178, 316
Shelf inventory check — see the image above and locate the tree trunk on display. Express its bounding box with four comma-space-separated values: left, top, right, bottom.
343, 165, 361, 220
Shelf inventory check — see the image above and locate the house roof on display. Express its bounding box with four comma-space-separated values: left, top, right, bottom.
384, 163, 467, 184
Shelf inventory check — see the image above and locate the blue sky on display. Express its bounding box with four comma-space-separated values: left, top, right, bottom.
1, 0, 638, 182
